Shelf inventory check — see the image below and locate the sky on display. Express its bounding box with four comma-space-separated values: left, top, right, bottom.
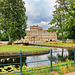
23, 0, 56, 29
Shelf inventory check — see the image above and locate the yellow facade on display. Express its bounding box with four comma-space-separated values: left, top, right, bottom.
23, 26, 57, 43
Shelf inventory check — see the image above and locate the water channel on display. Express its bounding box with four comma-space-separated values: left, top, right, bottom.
0, 46, 74, 68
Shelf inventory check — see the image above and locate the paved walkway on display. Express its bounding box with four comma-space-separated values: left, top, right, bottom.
64, 71, 75, 75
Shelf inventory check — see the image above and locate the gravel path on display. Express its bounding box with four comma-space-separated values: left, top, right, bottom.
64, 71, 75, 75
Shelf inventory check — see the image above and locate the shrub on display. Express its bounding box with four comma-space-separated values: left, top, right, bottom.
8, 42, 12, 45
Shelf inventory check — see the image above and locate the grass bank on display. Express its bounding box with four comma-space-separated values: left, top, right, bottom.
2, 59, 75, 75
0, 45, 49, 53
32, 41, 75, 48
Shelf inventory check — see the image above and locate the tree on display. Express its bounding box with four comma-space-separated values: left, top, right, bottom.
1, 31, 9, 41
64, 0, 75, 43
48, 0, 75, 43
48, 2, 66, 42
0, 0, 27, 43
0, 31, 1, 40
57, 33, 68, 40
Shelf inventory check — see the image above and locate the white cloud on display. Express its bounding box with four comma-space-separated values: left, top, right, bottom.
23, 0, 56, 29
25, 1, 40, 16
40, 21, 49, 25
26, 28, 30, 31
27, 20, 50, 29
33, 0, 40, 2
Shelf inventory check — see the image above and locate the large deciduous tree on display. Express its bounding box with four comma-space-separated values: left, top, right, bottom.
0, 0, 27, 43
48, 0, 75, 43
64, 0, 75, 43
48, 0, 66, 42
0, 31, 1, 40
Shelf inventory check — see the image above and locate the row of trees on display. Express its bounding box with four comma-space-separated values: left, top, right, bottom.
0, 0, 27, 43
48, 0, 75, 43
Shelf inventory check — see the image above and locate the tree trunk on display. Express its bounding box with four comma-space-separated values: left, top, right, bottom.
62, 32, 64, 43
9, 35, 12, 43
73, 39, 75, 43
62, 48, 63, 57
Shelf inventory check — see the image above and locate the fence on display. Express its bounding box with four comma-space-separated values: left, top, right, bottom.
0, 48, 75, 75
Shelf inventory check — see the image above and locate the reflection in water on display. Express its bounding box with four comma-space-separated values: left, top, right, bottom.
68, 50, 74, 60
26, 54, 50, 68
47, 48, 69, 63
0, 47, 74, 68
0, 56, 27, 68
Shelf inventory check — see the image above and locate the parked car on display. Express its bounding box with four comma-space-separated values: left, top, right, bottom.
46, 41, 50, 42
34, 41, 40, 43
56, 40, 60, 42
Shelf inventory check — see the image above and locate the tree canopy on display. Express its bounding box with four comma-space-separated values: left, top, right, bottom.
48, 0, 75, 43
64, 0, 75, 42
0, 0, 27, 43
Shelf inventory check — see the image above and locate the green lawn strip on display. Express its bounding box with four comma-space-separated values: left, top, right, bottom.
4, 71, 54, 75
32, 41, 75, 47
1, 65, 54, 75
0, 45, 49, 53
2, 59, 75, 75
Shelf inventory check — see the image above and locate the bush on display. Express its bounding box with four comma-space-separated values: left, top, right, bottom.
8, 42, 12, 45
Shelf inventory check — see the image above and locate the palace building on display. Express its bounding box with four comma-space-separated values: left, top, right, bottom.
21, 26, 57, 43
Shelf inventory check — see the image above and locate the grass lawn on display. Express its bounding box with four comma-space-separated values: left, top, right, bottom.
4, 71, 54, 75
2, 59, 75, 75
32, 41, 75, 47
0, 45, 49, 53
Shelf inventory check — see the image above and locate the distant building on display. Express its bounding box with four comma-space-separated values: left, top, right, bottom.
21, 26, 57, 43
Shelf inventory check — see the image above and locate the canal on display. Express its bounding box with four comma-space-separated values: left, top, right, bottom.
0, 46, 74, 68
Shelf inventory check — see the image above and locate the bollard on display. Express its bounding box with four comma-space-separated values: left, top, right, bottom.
20, 50, 22, 75
74, 47, 75, 66
50, 48, 52, 72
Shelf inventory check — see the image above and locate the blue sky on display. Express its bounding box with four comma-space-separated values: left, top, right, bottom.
23, 0, 56, 29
